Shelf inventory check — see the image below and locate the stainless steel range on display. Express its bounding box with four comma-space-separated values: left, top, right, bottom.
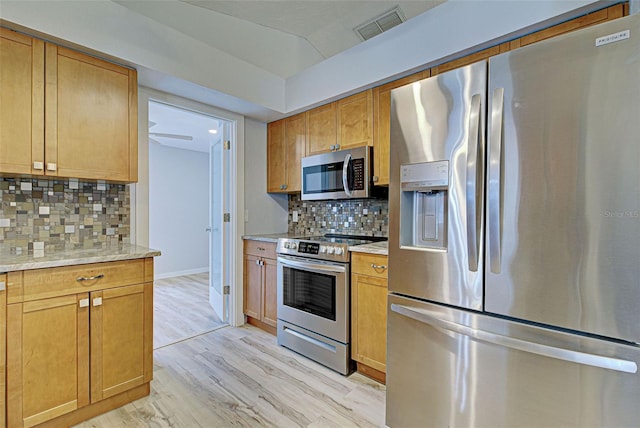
276, 234, 382, 375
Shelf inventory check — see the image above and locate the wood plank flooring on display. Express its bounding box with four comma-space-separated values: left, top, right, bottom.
74, 274, 386, 427
153, 273, 227, 349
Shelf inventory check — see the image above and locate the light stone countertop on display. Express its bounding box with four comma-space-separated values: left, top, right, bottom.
349, 241, 388, 256
243, 233, 389, 256
241, 233, 296, 243
0, 244, 161, 273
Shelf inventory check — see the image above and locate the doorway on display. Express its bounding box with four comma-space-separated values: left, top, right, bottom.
147, 99, 232, 346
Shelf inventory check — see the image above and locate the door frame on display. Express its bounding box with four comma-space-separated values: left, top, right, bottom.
132, 87, 246, 327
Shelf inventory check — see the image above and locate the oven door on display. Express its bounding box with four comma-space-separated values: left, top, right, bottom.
277, 255, 349, 343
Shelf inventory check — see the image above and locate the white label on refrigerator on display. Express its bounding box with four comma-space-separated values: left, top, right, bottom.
595, 30, 630, 47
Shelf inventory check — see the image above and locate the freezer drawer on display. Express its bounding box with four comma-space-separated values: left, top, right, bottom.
386, 294, 640, 428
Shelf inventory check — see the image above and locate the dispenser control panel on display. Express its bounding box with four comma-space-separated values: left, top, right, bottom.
401, 160, 449, 191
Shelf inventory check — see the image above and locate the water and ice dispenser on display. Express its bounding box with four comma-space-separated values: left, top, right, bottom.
399, 161, 449, 251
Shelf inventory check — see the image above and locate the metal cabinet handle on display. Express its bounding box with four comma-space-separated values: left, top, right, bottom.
79, 298, 89, 308
488, 87, 504, 274
93, 297, 103, 307
391, 303, 638, 374
33, 161, 44, 170
330, 144, 336, 150
335, 143, 340, 151
47, 163, 57, 172
370, 263, 387, 270
466, 93, 483, 272
76, 274, 104, 282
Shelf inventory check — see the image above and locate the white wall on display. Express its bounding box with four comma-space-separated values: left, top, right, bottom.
244, 119, 289, 235
149, 143, 210, 278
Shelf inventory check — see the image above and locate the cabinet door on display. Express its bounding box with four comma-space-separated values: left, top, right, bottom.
373, 72, 428, 186
284, 113, 306, 192
306, 102, 337, 155
267, 119, 286, 193
0, 29, 44, 175
337, 90, 373, 151
244, 255, 263, 319
0, 275, 6, 427
45, 44, 137, 182
351, 274, 388, 373
7, 294, 90, 427
90, 283, 152, 402
262, 257, 278, 328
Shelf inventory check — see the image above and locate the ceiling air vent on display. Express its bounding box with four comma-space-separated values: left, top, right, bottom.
355, 7, 406, 41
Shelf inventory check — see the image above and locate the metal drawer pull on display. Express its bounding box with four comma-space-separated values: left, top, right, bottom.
79, 298, 89, 308
93, 297, 103, 307
76, 274, 104, 282
370, 263, 387, 270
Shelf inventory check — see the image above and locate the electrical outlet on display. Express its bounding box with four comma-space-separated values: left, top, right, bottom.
292, 211, 299, 222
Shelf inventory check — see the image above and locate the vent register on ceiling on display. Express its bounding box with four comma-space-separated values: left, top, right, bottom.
355, 7, 406, 41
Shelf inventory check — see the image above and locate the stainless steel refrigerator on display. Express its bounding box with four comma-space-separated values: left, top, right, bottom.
387, 14, 640, 427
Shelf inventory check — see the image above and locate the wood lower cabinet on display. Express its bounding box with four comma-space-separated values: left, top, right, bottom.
6, 259, 153, 427
351, 252, 388, 384
0, 274, 6, 428
243, 240, 278, 334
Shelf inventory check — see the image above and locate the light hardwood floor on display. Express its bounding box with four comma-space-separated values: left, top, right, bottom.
153, 273, 227, 349
75, 275, 387, 427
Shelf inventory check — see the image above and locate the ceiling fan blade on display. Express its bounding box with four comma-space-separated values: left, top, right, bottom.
148, 132, 193, 141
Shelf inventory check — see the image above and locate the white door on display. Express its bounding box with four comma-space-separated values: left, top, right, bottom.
209, 122, 231, 322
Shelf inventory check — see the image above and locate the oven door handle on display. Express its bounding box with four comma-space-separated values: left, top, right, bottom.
278, 257, 346, 274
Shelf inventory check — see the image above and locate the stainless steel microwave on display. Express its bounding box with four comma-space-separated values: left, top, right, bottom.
301, 146, 372, 200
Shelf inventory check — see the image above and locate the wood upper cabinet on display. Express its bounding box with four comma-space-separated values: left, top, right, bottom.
337, 90, 373, 151
243, 240, 278, 332
267, 113, 306, 193
306, 102, 337, 155
351, 252, 388, 383
6, 259, 153, 427
0, 27, 138, 182
0, 28, 44, 176
46, 44, 138, 182
372, 71, 429, 186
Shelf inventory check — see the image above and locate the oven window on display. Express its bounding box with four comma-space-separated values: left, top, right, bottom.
282, 266, 336, 321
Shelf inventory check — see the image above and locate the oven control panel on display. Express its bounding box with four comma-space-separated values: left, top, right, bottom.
277, 238, 351, 262
298, 242, 319, 255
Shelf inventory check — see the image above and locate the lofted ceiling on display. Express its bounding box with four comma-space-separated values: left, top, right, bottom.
114, 0, 445, 78
148, 101, 223, 153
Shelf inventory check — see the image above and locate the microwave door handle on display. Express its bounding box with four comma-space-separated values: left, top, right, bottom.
342, 153, 353, 196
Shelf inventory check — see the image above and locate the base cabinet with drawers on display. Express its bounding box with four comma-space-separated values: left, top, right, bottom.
351, 252, 388, 384
5, 258, 154, 427
243, 240, 278, 335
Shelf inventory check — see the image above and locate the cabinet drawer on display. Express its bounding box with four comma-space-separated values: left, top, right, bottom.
351, 253, 388, 279
8, 259, 145, 303
244, 240, 277, 259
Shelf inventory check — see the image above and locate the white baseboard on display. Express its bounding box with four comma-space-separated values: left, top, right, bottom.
155, 267, 209, 280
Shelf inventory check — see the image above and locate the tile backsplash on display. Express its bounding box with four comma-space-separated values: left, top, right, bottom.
0, 177, 130, 253
288, 194, 388, 237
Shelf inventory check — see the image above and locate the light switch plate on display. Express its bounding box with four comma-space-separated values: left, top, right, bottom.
65, 225, 75, 234
69, 178, 79, 190
0, 219, 10, 228
20, 182, 32, 191
33, 241, 45, 250
39, 206, 50, 215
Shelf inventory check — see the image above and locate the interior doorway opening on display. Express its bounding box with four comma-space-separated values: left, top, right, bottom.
147, 99, 232, 347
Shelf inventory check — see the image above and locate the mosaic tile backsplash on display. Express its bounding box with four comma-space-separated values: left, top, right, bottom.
0, 177, 130, 253
288, 194, 388, 237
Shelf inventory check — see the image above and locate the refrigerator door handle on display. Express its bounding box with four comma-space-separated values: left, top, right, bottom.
488, 88, 504, 273
466, 94, 482, 272
342, 153, 353, 197
391, 303, 638, 374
